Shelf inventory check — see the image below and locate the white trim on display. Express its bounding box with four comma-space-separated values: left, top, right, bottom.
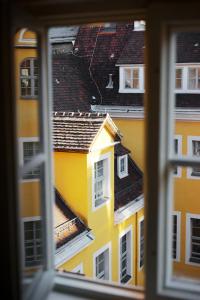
92, 152, 111, 211
119, 66, 144, 93
187, 136, 200, 179
172, 211, 181, 262
18, 137, 40, 183
55, 231, 94, 268
18, 28, 37, 44
21, 216, 42, 270
138, 216, 144, 271
117, 155, 128, 179
72, 263, 84, 274
93, 242, 112, 282
174, 135, 182, 178
186, 213, 200, 266
175, 65, 200, 94
114, 196, 144, 224
118, 225, 133, 284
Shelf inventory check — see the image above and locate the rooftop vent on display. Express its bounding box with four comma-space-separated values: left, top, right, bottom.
106, 74, 113, 89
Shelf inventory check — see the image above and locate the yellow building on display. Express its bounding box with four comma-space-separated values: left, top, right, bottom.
53, 112, 144, 286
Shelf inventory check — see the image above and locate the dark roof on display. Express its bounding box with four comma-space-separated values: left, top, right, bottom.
52, 112, 120, 153
54, 189, 89, 249
114, 145, 143, 211
177, 32, 200, 63
114, 143, 130, 156
53, 53, 97, 112
117, 31, 144, 65
52, 24, 200, 110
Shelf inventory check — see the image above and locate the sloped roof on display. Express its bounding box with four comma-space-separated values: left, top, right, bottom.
177, 32, 200, 63
117, 31, 144, 65
52, 112, 121, 153
114, 145, 143, 211
54, 189, 90, 249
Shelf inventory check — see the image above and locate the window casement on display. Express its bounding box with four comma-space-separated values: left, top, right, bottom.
174, 135, 182, 177
117, 155, 128, 179
22, 217, 42, 268
93, 243, 111, 281
186, 214, 200, 266
93, 152, 110, 210
119, 226, 132, 284
101, 23, 116, 33
20, 58, 39, 98
172, 212, 181, 262
119, 66, 144, 93
175, 65, 200, 93
187, 136, 200, 179
19, 137, 40, 181
138, 217, 144, 270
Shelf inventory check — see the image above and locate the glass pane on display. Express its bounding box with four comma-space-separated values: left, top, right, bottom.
49, 21, 145, 287
15, 29, 45, 294
172, 166, 200, 281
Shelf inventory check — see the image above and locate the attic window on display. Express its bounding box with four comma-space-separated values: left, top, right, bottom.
119, 66, 144, 93
117, 155, 128, 179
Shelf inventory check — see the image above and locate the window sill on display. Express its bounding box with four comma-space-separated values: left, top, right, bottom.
93, 197, 110, 211
50, 272, 144, 300
118, 89, 144, 94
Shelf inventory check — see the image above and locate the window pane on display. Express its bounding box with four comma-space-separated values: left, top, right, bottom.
49, 22, 145, 288
15, 29, 46, 294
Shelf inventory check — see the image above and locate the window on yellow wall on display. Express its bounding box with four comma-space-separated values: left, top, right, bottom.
20, 58, 39, 98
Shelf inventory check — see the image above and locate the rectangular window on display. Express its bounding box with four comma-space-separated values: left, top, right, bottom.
139, 218, 144, 269
23, 140, 40, 180
175, 67, 183, 89
172, 212, 181, 261
119, 227, 132, 284
186, 214, 200, 265
187, 136, 200, 178
119, 66, 144, 93
188, 67, 200, 90
94, 243, 111, 281
117, 155, 128, 178
23, 218, 42, 267
93, 153, 110, 209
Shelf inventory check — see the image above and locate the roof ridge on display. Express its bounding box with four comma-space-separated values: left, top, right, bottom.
53, 111, 108, 118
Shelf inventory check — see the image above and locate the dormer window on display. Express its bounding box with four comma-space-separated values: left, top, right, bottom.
175, 65, 200, 93
119, 66, 144, 93
101, 23, 116, 33
117, 155, 128, 179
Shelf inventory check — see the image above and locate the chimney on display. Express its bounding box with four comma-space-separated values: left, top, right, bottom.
106, 74, 114, 89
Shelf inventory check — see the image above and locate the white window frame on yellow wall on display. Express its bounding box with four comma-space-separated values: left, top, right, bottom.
118, 225, 133, 284
18, 136, 40, 182
187, 136, 200, 179
92, 152, 111, 211
22, 216, 42, 269
138, 216, 144, 271
93, 242, 111, 282
186, 214, 200, 267
172, 211, 181, 262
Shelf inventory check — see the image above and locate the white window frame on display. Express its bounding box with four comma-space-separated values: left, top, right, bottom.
119, 65, 144, 93
138, 216, 144, 271
186, 214, 200, 266
20, 57, 39, 98
172, 211, 181, 262
187, 136, 200, 179
118, 225, 133, 284
174, 135, 182, 178
175, 64, 200, 94
92, 152, 111, 211
22, 216, 42, 269
72, 263, 84, 274
19, 137, 40, 182
117, 154, 128, 178
93, 242, 111, 282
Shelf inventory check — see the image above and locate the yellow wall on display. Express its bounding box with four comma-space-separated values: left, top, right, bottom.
114, 118, 145, 171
